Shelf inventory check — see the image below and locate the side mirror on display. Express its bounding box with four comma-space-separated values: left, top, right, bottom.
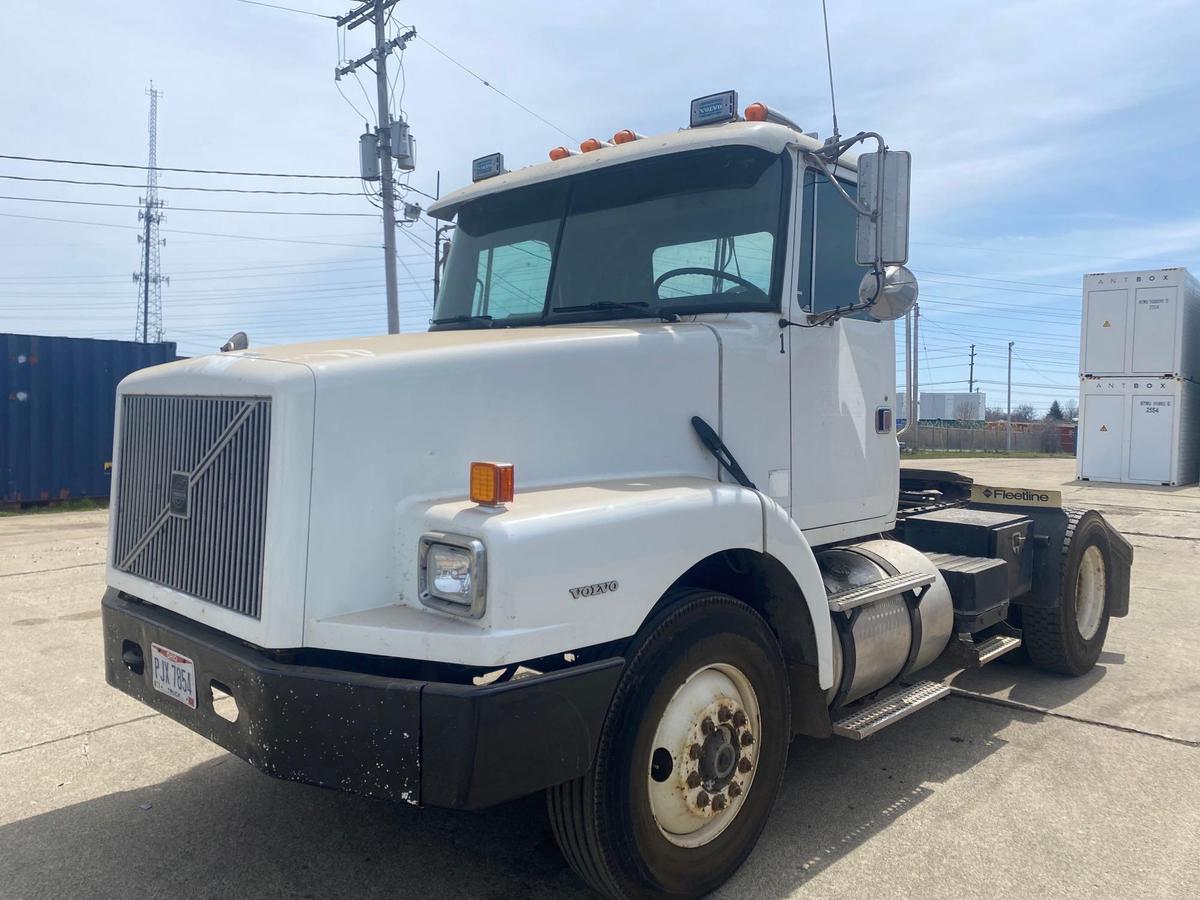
858, 265, 917, 321
855, 150, 911, 266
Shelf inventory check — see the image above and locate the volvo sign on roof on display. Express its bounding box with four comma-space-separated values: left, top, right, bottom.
689, 90, 739, 127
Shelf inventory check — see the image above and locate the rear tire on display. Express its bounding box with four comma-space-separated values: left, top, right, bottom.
547, 590, 790, 899
1024, 509, 1113, 676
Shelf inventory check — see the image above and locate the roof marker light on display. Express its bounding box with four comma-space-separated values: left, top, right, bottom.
689, 90, 739, 127
612, 129, 645, 145
548, 146, 579, 161
471, 153, 507, 182
742, 101, 805, 132
744, 102, 769, 122
580, 138, 613, 153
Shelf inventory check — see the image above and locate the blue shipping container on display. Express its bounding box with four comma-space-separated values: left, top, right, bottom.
1, 333, 177, 503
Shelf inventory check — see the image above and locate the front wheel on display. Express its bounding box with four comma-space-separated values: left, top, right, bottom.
547, 591, 790, 898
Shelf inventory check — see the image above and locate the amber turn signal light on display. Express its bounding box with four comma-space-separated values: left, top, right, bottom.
744, 102, 769, 122
470, 462, 514, 506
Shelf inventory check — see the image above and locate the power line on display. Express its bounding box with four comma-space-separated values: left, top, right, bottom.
913, 239, 1183, 266
0, 211, 381, 248
0, 153, 361, 180
233, 0, 336, 18
0, 173, 365, 196
0, 194, 378, 217
917, 269, 1077, 292
417, 34, 578, 143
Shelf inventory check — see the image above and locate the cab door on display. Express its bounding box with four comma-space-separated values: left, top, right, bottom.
786, 160, 899, 545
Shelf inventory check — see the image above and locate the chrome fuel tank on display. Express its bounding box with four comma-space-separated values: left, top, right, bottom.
819, 540, 953, 706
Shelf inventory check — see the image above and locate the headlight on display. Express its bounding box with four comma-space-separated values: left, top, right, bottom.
418, 533, 487, 618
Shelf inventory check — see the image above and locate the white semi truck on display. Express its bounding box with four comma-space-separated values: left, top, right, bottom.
103, 92, 1132, 899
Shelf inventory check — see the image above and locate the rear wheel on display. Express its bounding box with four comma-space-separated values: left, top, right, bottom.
547, 591, 790, 899
1024, 509, 1113, 676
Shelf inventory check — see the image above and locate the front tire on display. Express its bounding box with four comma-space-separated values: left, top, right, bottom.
1024, 509, 1114, 676
547, 591, 790, 898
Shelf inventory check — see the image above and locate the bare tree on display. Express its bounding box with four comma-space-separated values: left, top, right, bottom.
954, 400, 978, 422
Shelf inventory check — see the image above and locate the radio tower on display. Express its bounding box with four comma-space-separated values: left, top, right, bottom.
133, 84, 168, 343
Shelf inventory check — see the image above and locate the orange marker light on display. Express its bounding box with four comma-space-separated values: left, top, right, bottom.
549, 146, 572, 160
744, 102, 769, 122
612, 129, 642, 145
580, 137, 612, 153
470, 462, 515, 506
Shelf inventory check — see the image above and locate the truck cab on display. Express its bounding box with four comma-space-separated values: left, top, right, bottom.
102, 92, 1131, 899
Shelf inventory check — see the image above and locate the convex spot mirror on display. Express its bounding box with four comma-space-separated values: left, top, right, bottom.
858, 265, 917, 321
855, 149, 911, 266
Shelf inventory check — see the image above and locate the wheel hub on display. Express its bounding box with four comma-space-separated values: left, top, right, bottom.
700, 726, 738, 785
1075, 543, 1106, 641
647, 664, 761, 848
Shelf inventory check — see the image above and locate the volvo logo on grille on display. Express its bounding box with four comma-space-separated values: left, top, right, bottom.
168, 471, 191, 519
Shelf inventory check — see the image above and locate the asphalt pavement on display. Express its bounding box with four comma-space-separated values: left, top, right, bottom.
1, 458, 1197, 899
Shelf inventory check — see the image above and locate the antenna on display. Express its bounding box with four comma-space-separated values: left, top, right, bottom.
132, 83, 168, 343
819, 0, 841, 144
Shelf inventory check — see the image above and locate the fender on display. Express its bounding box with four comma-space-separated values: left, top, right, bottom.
760, 496, 835, 690
305, 476, 765, 667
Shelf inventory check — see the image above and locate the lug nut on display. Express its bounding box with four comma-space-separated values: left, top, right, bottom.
738, 758, 752, 773
686, 771, 701, 789
732, 710, 747, 729
717, 706, 732, 723
740, 731, 754, 747
696, 791, 711, 809
688, 743, 702, 760
700, 717, 715, 735
711, 794, 727, 811
728, 782, 742, 798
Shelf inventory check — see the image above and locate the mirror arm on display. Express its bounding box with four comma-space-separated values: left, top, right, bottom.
802, 150, 874, 218
807, 130, 886, 163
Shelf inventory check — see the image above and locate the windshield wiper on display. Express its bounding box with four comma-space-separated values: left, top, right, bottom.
430, 314, 495, 326
553, 301, 679, 323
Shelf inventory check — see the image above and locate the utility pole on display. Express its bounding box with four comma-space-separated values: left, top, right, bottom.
132, 84, 167, 343
336, 1, 415, 335
912, 303, 920, 450
968, 344, 976, 392
1006, 340, 1014, 452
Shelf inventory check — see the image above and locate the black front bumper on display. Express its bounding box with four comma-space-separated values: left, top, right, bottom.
102, 589, 623, 809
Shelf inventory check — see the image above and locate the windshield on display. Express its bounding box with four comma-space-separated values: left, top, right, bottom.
432, 146, 789, 327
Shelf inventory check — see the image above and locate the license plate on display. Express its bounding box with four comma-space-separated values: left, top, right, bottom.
151, 643, 197, 709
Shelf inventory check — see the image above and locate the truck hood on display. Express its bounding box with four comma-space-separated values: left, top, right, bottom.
291, 323, 722, 628
113, 323, 722, 647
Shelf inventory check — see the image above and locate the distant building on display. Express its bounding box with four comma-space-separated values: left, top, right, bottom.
897, 391, 985, 424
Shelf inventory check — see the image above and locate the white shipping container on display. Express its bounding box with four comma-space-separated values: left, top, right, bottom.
1077, 376, 1200, 485
1080, 268, 1200, 378
918, 391, 986, 421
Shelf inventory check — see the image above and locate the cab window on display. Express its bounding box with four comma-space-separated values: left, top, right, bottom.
799, 170, 865, 315
472, 240, 552, 318
651, 233, 775, 299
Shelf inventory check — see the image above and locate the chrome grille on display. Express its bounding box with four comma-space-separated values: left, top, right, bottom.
113, 395, 271, 619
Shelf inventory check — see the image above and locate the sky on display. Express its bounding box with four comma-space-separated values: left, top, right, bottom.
2, 0, 1199, 414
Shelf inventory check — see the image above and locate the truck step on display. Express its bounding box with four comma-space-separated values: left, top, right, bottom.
831, 680, 951, 740
962, 633, 1023, 666
826, 571, 935, 613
